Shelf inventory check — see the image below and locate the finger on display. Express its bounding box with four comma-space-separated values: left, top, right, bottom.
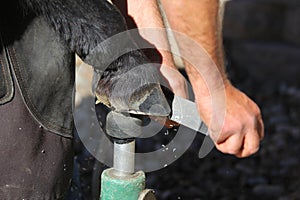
210, 120, 243, 144
257, 115, 265, 140
215, 132, 245, 155
238, 129, 261, 158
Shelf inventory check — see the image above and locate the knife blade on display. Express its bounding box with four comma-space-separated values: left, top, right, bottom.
170, 95, 208, 135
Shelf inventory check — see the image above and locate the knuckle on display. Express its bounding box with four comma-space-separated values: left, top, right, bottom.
226, 147, 241, 155
216, 142, 242, 155
247, 145, 260, 155
242, 143, 260, 157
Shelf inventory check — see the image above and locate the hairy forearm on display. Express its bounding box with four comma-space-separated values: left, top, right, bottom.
126, 0, 175, 68
160, 0, 229, 97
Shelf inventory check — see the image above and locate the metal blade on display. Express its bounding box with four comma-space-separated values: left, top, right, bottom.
170, 95, 208, 135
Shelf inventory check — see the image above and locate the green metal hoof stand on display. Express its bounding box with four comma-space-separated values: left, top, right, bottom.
100, 169, 145, 200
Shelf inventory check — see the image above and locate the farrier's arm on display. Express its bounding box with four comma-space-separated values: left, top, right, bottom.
127, 0, 264, 157
124, 0, 189, 98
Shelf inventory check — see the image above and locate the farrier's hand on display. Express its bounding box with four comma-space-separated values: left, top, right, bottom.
196, 83, 264, 158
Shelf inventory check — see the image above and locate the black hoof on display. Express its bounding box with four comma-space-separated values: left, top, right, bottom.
101, 82, 171, 117
126, 83, 171, 116
96, 60, 171, 117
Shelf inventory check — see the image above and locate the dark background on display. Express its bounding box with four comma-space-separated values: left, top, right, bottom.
67, 0, 300, 199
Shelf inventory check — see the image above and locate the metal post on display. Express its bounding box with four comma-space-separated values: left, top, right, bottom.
113, 140, 135, 176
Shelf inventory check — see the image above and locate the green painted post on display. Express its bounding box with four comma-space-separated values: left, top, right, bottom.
100, 168, 146, 200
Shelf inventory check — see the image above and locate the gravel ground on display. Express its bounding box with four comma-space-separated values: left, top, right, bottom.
66, 53, 300, 200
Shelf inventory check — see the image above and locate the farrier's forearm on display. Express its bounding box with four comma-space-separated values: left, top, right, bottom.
160, 0, 229, 97
126, 0, 175, 68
